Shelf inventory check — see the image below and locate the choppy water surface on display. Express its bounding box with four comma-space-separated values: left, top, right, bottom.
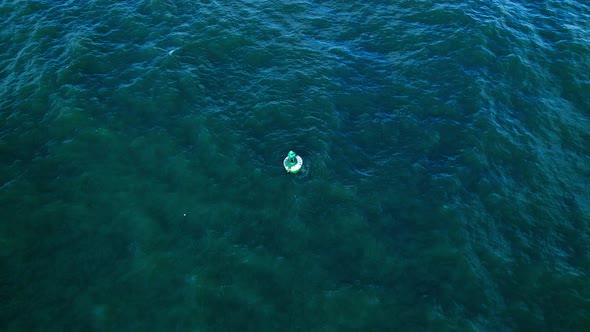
1, 0, 589, 330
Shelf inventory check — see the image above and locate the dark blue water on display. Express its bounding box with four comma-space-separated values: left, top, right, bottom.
1, 1, 589, 331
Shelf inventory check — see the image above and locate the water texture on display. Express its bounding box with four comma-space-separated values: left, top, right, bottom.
1, 0, 589, 331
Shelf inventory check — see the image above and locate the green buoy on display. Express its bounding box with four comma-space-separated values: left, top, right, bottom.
283, 150, 303, 174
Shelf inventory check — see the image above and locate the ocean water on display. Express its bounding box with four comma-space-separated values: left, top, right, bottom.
1, 0, 589, 331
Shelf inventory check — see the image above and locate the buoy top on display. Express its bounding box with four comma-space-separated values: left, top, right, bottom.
285, 151, 297, 166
